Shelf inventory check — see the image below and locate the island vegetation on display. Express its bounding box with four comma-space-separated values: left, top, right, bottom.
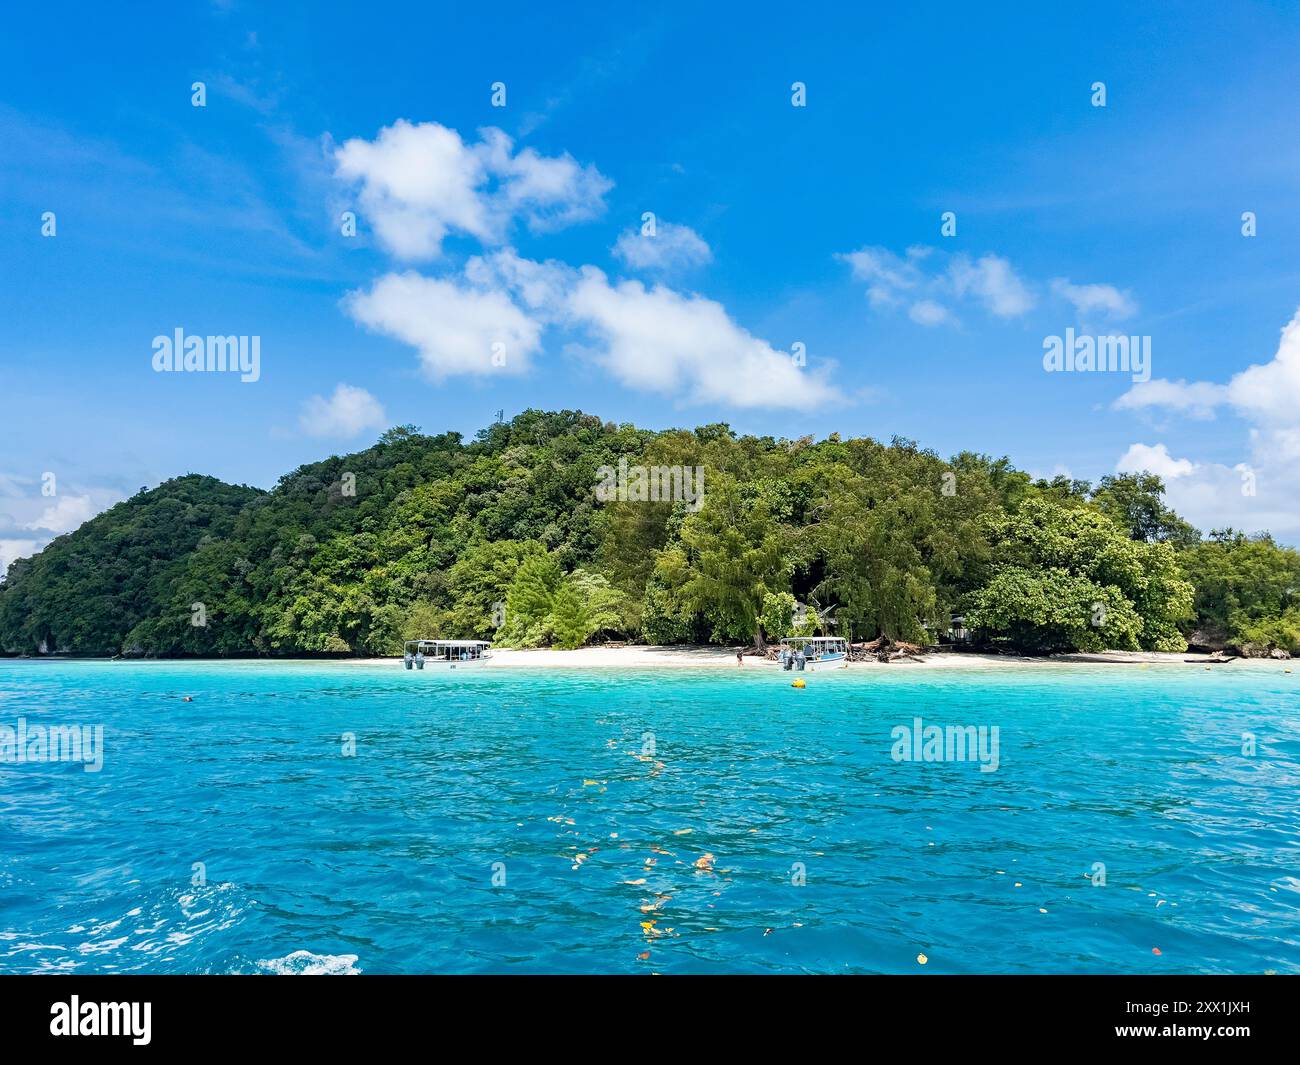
1, 411, 1296, 658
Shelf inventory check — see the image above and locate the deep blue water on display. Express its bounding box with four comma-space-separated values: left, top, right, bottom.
0, 659, 1297, 974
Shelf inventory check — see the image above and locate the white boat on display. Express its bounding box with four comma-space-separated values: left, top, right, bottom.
403, 639, 493, 669
776, 636, 849, 673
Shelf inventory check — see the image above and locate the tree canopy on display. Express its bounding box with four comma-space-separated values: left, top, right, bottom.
1, 411, 1295, 657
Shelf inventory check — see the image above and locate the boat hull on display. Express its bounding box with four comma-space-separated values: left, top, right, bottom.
404, 657, 494, 670
777, 652, 848, 673
804, 654, 847, 672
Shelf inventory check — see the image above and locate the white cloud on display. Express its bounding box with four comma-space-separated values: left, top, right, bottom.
463, 247, 577, 312
334, 120, 610, 260
837, 245, 1035, 322
841, 250, 1135, 327
836, 246, 926, 309
1114, 378, 1228, 419
298, 384, 388, 438
0, 539, 45, 578
1051, 278, 1137, 321
335, 121, 492, 259
499, 142, 612, 233
1112, 308, 1300, 537
335, 122, 835, 409
346, 250, 838, 409
1116, 309, 1300, 425
1225, 307, 1300, 424
1115, 442, 1196, 480
567, 268, 839, 409
345, 269, 541, 378
23, 494, 96, 535
1164, 464, 1259, 531
948, 254, 1036, 318
908, 299, 952, 327
1114, 447, 1263, 534
0, 477, 121, 578
613, 221, 712, 272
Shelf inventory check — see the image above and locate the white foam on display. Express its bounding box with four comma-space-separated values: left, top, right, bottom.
257, 950, 362, 976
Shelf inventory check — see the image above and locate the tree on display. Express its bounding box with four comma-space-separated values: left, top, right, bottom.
567, 569, 627, 643
548, 580, 588, 650
967, 569, 1143, 652
1090, 473, 1198, 546
967, 499, 1193, 652
497, 556, 627, 649
760, 591, 796, 641
3, 409, 1287, 662
651, 476, 789, 648
1179, 531, 1300, 653
0, 476, 261, 654
444, 540, 545, 639
499, 551, 564, 647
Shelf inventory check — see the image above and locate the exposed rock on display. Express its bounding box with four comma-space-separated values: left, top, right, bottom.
1187, 627, 1231, 653
1269, 647, 1293, 660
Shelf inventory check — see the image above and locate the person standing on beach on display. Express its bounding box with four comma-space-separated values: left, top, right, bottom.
736, 649, 744, 666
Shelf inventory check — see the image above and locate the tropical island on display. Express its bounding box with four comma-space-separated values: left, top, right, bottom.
1, 410, 1296, 661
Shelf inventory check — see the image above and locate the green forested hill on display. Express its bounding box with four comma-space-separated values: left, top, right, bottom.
0, 475, 263, 654
1, 410, 1296, 657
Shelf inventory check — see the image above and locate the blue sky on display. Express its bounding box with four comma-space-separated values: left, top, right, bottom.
3, 0, 1300, 569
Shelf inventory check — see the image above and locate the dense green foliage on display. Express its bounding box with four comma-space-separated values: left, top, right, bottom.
0, 476, 262, 654
1, 411, 1296, 657
1178, 530, 1300, 654
965, 499, 1193, 652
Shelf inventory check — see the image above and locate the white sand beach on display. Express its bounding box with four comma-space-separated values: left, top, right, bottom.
336, 645, 1233, 669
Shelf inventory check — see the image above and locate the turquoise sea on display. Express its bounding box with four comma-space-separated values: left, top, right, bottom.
0, 659, 1296, 975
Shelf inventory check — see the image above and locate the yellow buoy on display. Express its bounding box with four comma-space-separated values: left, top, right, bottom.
791, 678, 806, 688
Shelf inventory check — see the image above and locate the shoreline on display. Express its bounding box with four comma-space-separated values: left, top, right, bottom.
3, 646, 1277, 669
356, 647, 1259, 669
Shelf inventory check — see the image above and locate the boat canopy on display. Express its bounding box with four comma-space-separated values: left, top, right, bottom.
779, 636, 847, 646
404, 639, 493, 660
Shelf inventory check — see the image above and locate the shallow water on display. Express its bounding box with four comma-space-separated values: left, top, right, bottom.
0, 659, 1296, 974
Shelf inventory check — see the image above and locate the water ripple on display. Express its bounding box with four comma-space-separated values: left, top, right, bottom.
0, 660, 1297, 973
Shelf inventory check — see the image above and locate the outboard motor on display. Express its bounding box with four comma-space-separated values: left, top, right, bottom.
404, 652, 413, 670
415, 652, 425, 670
795, 653, 806, 671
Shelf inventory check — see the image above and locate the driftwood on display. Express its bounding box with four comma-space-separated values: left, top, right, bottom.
758, 636, 933, 664
851, 637, 926, 663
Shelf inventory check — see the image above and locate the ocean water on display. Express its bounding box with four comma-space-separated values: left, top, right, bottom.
0, 659, 1297, 975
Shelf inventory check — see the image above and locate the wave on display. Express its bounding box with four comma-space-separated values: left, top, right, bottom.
257, 950, 362, 975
